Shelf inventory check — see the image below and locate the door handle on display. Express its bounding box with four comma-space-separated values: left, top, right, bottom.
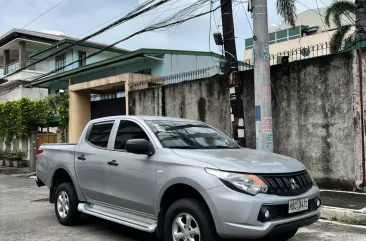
107, 160, 119, 166
77, 155, 86, 161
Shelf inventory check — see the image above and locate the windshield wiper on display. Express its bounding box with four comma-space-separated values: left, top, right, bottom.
169, 146, 199, 149
206, 145, 238, 149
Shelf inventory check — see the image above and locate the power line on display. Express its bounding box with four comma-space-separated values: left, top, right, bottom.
209, 1, 222, 62
21, 0, 66, 29
329, 0, 356, 25
6, 0, 173, 80
315, 0, 332, 38
29, 0, 225, 85
78, 1, 194, 38
241, 0, 252, 33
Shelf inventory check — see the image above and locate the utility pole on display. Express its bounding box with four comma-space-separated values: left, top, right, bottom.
220, 0, 246, 147
250, 0, 273, 152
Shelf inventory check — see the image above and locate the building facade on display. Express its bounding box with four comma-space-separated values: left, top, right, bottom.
244, 8, 355, 62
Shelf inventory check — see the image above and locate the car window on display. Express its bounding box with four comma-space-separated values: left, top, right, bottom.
114, 121, 149, 150
145, 120, 239, 149
87, 122, 114, 148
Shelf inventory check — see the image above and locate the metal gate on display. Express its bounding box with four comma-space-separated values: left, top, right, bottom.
36, 134, 57, 150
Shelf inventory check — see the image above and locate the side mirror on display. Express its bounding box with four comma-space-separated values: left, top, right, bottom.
126, 139, 151, 155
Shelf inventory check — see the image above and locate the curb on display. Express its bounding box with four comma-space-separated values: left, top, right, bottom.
321, 206, 366, 225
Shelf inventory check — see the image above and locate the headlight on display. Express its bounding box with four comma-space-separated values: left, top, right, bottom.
206, 168, 268, 195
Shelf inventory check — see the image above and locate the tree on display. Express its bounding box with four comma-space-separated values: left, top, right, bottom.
325, 0, 357, 53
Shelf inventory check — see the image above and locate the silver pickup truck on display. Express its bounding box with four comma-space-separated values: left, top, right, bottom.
36, 116, 320, 241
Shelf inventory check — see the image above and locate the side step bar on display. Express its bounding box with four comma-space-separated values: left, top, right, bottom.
77, 203, 157, 233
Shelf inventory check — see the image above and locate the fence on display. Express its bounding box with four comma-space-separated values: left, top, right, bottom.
243, 41, 331, 66
128, 41, 348, 91
129, 66, 221, 90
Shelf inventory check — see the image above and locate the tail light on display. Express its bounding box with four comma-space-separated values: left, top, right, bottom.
36, 149, 44, 162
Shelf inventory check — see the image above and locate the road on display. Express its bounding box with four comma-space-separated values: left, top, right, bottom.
1, 175, 366, 241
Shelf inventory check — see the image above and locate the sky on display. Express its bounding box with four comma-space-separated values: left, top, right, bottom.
0, 0, 335, 60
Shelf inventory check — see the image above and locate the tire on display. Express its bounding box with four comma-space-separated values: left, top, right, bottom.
164, 198, 220, 241
54, 182, 81, 226
271, 229, 298, 241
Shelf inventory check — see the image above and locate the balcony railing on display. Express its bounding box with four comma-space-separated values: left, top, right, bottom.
4, 60, 49, 76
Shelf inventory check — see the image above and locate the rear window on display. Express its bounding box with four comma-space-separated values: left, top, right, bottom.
87, 122, 114, 148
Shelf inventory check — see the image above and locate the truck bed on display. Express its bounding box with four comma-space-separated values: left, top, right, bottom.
36, 143, 77, 188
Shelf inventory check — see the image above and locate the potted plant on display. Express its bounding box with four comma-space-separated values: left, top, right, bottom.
5, 150, 13, 167
0, 150, 5, 166
12, 150, 26, 168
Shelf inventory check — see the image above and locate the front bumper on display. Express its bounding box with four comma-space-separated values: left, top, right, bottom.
201, 185, 320, 239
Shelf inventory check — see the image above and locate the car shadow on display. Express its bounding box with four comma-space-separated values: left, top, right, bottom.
76, 214, 160, 241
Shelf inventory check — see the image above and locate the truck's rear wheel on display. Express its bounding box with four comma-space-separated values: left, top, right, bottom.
55, 182, 80, 226
164, 198, 219, 241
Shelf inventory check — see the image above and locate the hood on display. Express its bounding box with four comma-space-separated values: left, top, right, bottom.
171, 148, 306, 174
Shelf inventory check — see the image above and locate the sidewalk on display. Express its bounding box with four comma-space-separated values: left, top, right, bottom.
0, 166, 29, 175
320, 190, 366, 225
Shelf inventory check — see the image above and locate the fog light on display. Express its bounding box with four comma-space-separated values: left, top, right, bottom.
316, 199, 321, 207
264, 209, 270, 219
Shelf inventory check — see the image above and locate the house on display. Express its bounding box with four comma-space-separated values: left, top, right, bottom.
0, 29, 64, 102
0, 29, 127, 103
0, 29, 128, 160
244, 8, 355, 62
25, 46, 251, 142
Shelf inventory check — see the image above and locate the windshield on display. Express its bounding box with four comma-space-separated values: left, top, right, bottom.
145, 120, 239, 149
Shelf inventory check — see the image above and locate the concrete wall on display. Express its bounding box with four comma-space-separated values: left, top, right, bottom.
0, 86, 48, 103
129, 75, 231, 136
241, 51, 363, 190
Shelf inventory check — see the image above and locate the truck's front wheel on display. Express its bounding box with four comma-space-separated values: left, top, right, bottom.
55, 182, 80, 226
164, 198, 219, 241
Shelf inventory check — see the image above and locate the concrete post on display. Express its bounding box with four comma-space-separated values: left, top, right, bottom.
69, 90, 91, 143
3, 50, 10, 75
29, 131, 37, 173
19, 41, 26, 69
252, 0, 273, 152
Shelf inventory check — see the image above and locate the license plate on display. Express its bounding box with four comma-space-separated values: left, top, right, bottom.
289, 198, 308, 214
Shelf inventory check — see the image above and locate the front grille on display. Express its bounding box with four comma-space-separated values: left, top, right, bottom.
259, 171, 313, 196
257, 197, 320, 222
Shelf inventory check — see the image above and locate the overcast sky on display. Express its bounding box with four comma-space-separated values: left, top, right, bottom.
0, 0, 335, 60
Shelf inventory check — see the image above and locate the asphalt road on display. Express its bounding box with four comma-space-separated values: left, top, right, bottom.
1, 175, 366, 241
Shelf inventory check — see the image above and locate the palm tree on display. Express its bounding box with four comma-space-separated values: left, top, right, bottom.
325, 0, 357, 53
324, 0, 366, 53
276, 0, 298, 27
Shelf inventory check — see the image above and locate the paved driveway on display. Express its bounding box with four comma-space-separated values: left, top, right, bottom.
1, 175, 366, 241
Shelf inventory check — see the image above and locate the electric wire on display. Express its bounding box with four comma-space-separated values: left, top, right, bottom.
21, 0, 66, 29
28, 0, 226, 85
6, 0, 175, 79
315, 0, 332, 38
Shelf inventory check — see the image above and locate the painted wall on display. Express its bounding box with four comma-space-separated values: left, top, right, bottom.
0, 86, 47, 103
241, 51, 363, 190
129, 75, 231, 136
163, 54, 220, 75
279, 8, 353, 32
39, 47, 122, 73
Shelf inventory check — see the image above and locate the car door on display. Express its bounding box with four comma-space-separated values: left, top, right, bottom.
104, 119, 157, 215
75, 120, 115, 203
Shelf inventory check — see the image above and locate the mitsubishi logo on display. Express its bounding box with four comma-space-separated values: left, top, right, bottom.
290, 178, 299, 190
